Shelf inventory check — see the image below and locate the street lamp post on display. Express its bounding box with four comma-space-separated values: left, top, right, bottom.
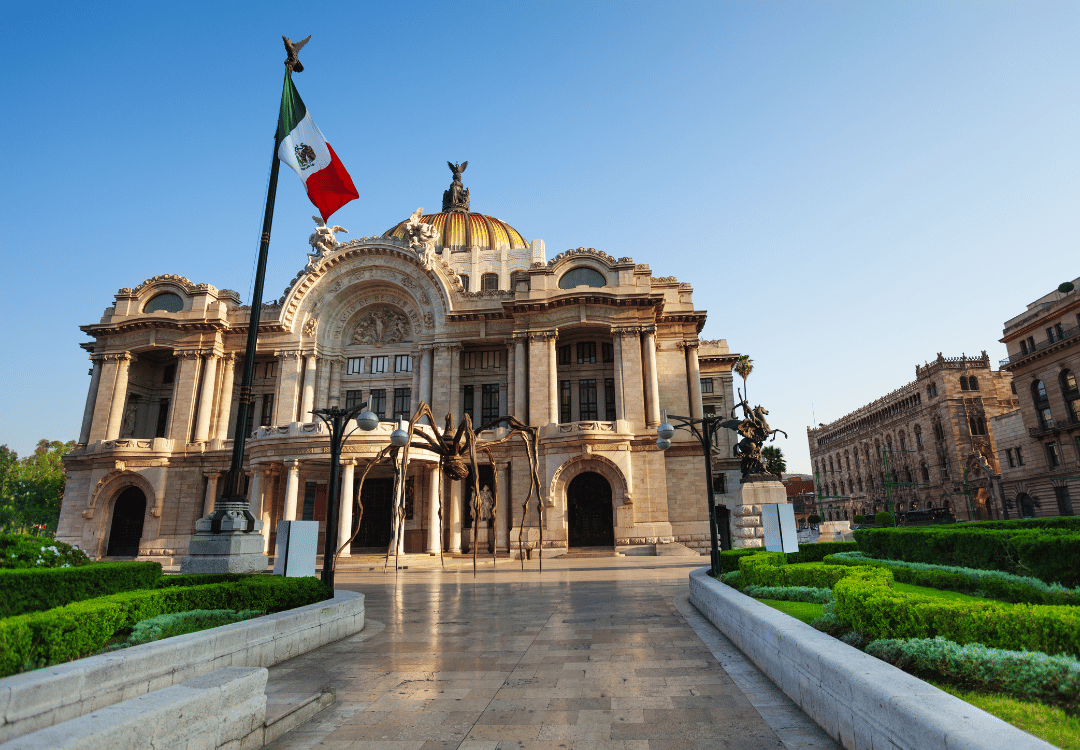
656, 410, 724, 576
309, 402, 381, 588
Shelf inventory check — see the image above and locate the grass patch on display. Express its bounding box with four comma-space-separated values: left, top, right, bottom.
758, 599, 823, 625
930, 680, 1080, 749
892, 582, 984, 603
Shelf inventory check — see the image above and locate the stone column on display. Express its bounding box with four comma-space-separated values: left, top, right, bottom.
104, 353, 134, 441
300, 352, 318, 422
449, 479, 462, 553
314, 355, 330, 409
427, 465, 442, 554
495, 463, 509, 552
328, 357, 343, 408
505, 341, 516, 417
643, 326, 661, 427
202, 471, 220, 518
79, 355, 104, 444
547, 333, 559, 425
448, 344, 462, 419
418, 346, 433, 419
213, 354, 237, 440
251, 394, 264, 436
616, 328, 645, 427
339, 460, 355, 558
283, 460, 301, 521
168, 351, 201, 443
612, 334, 625, 423
276, 352, 303, 424
686, 341, 703, 420
513, 335, 528, 422
528, 333, 551, 425
193, 353, 220, 443
247, 467, 264, 517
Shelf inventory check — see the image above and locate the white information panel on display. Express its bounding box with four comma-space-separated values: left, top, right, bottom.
272, 520, 319, 577
762, 504, 800, 554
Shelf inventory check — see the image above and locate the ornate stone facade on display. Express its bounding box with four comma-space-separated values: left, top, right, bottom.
60, 177, 741, 563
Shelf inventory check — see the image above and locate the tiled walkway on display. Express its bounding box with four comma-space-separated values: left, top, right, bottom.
264, 558, 838, 750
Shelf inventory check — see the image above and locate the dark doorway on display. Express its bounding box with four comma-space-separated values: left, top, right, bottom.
106, 486, 146, 557
715, 505, 731, 551
567, 472, 614, 547
354, 477, 393, 550
1017, 493, 1036, 519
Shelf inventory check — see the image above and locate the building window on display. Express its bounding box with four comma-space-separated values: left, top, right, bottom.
605, 378, 616, 421
260, 394, 274, 426
1040, 407, 1055, 431
393, 388, 411, 419
1048, 442, 1062, 468
557, 345, 571, 366
155, 398, 170, 438
914, 426, 924, 448
579, 379, 598, 420
369, 389, 386, 418
1006, 449, 1015, 468
1070, 399, 1080, 425
969, 416, 987, 436
576, 342, 597, 364
463, 385, 475, 424
1055, 486, 1074, 516
969, 376, 979, 391
370, 356, 390, 374
602, 342, 614, 363
928, 382, 938, 398
463, 350, 504, 370
480, 273, 499, 292
559, 380, 572, 423
1011, 381, 1017, 394
960, 376, 969, 391
1064, 370, 1079, 395
900, 436, 907, 452
395, 355, 413, 373
558, 267, 607, 289
459, 274, 469, 292
1020, 340, 1029, 355
1017, 447, 1025, 466
481, 384, 500, 423
920, 463, 930, 482
700, 378, 714, 394
345, 390, 363, 410
347, 357, 363, 375
302, 481, 317, 522
712, 474, 726, 494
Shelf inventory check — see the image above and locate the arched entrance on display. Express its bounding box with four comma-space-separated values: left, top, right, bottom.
567, 472, 614, 547
353, 477, 393, 550
1017, 493, 1036, 518
106, 486, 146, 557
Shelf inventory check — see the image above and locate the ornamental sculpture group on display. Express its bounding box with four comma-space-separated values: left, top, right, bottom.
721, 391, 787, 479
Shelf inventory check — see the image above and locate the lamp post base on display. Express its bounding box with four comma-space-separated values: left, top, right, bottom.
180, 508, 268, 574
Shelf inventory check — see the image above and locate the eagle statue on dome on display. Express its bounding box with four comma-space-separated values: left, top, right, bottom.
443, 161, 470, 212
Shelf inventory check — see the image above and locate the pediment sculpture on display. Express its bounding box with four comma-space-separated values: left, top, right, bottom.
353, 309, 412, 346
403, 207, 440, 267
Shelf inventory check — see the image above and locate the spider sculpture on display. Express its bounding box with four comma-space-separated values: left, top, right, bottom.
335, 401, 545, 575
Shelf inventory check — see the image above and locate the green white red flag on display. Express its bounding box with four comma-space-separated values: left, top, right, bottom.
276, 72, 358, 220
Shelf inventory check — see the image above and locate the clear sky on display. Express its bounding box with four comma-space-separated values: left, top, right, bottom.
2, 1, 1077, 472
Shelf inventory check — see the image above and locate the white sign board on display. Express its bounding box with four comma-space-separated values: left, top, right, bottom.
273, 520, 319, 577
762, 504, 800, 554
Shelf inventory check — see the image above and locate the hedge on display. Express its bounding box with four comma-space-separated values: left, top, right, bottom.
0, 575, 331, 677
963, 517, 1080, 531
833, 567, 1080, 658
738, 554, 854, 590
0, 562, 163, 618
853, 526, 1080, 587
718, 540, 858, 571
0, 535, 91, 569
823, 552, 1080, 607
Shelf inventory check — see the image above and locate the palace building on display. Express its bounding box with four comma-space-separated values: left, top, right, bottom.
58, 168, 742, 563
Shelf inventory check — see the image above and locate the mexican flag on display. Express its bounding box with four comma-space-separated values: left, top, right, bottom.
276, 72, 358, 220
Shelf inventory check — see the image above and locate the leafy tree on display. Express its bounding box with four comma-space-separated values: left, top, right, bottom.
807, 514, 822, 526
761, 445, 786, 475
0, 440, 75, 534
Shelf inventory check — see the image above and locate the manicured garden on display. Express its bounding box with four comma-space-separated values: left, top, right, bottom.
0, 534, 332, 678
717, 519, 1080, 748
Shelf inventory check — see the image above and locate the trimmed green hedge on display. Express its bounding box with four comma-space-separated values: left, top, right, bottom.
854, 526, 1080, 587
0, 535, 91, 569
0, 562, 163, 618
155, 573, 251, 588
738, 554, 853, 589
0, 575, 331, 677
718, 541, 858, 571
963, 517, 1080, 531
823, 552, 1080, 607
833, 567, 1080, 658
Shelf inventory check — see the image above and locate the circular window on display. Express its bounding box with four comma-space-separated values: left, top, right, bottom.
143, 293, 184, 313
558, 267, 606, 289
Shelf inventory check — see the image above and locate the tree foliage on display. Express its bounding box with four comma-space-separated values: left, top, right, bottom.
761, 445, 786, 475
0, 440, 75, 534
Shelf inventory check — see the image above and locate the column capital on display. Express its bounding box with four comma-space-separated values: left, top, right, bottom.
511, 332, 530, 342
276, 350, 303, 360
104, 352, 135, 363
641, 324, 658, 336
529, 330, 558, 342
202, 470, 223, 479
221, 352, 239, 363
340, 457, 357, 466
612, 326, 642, 338
175, 349, 205, 360
89, 353, 106, 364
284, 458, 301, 469
677, 340, 700, 351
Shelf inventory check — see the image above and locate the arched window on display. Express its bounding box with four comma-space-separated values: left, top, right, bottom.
899, 433, 907, 452
960, 376, 969, 391
904, 467, 913, 484
1062, 370, 1077, 395
1033, 380, 1048, 403
857, 477, 863, 492
845, 454, 851, 471
914, 425, 923, 448
854, 451, 860, 469
921, 462, 930, 482
480, 273, 499, 291
558, 267, 607, 289
143, 293, 184, 313
969, 376, 979, 391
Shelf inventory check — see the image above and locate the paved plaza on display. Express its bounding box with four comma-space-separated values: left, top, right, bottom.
263, 557, 837, 750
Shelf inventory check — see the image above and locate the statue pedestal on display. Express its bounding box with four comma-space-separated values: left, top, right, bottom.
731, 475, 786, 549
180, 506, 268, 574
817, 521, 853, 542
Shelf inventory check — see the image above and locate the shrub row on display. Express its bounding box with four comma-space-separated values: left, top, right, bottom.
741, 584, 834, 604
738, 554, 853, 590
0, 562, 163, 618
718, 540, 858, 571
0, 535, 91, 569
854, 526, 1080, 587
126, 609, 266, 646
866, 636, 1080, 714
963, 517, 1080, 531
824, 552, 1080, 607
833, 567, 1080, 658
0, 575, 331, 677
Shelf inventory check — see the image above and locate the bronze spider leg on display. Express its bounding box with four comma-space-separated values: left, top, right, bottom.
479, 445, 499, 569
333, 444, 393, 570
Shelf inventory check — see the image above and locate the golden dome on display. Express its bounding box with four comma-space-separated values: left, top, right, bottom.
383, 211, 528, 252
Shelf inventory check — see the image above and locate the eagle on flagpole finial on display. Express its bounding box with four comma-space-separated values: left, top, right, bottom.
283, 35, 311, 72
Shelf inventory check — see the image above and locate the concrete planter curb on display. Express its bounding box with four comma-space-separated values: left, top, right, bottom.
688, 567, 1054, 750
0, 589, 364, 744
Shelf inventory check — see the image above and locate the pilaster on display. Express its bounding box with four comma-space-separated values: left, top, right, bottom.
426, 465, 442, 554
276, 351, 303, 425
79, 354, 104, 444
615, 327, 645, 427
213, 354, 237, 440
193, 353, 220, 443
104, 353, 134, 441
513, 334, 528, 422
283, 459, 301, 521
300, 351, 318, 422
643, 326, 661, 427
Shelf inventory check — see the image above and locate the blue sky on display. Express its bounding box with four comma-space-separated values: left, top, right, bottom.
2, 1, 1077, 472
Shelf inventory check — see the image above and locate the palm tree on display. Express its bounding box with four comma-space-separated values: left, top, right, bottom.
734, 355, 754, 402
761, 446, 786, 476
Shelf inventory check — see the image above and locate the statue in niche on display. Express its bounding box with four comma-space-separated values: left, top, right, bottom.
352, 309, 412, 347
120, 399, 139, 439
308, 215, 348, 255
719, 390, 788, 479
478, 485, 494, 521
442, 161, 470, 212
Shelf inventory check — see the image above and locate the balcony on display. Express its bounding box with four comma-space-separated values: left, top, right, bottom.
1001, 323, 1079, 367
1029, 415, 1080, 438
